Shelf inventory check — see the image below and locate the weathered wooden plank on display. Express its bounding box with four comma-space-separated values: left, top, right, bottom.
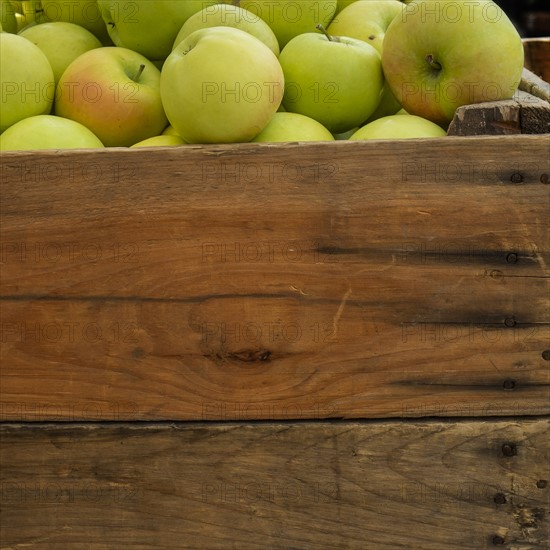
523, 38, 550, 85
0, 420, 548, 549
449, 68, 550, 135
1, 297, 548, 421
448, 88, 550, 135
520, 67, 550, 104
1, 137, 548, 421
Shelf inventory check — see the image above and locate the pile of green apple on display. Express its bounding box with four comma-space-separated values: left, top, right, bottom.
0, 0, 525, 150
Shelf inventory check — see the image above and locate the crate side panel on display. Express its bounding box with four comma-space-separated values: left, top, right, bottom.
1, 138, 549, 421
0, 420, 548, 549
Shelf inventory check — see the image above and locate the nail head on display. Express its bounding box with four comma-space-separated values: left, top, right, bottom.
506, 253, 518, 263
502, 443, 517, 457
510, 173, 523, 184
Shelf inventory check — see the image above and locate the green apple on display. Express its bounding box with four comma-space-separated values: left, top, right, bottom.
40, 0, 111, 44
350, 113, 447, 139
382, 0, 524, 125
328, 0, 404, 124
162, 125, 187, 140
335, 0, 358, 14
55, 47, 167, 147
131, 134, 185, 147
363, 80, 401, 123
252, 112, 334, 142
99, 0, 219, 61
1, 0, 17, 32
174, 4, 280, 57
279, 26, 383, 133
0, 33, 54, 132
19, 22, 102, 82
14, 0, 38, 31
161, 27, 284, 144
162, 124, 180, 136
328, 0, 403, 54
1, 114, 104, 150
335, 0, 405, 15
14, 12, 28, 30
333, 127, 358, 139
236, 0, 338, 48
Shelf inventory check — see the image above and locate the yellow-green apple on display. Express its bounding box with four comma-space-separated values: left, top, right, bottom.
363, 80, 401, 123
252, 112, 334, 142
40, 0, 111, 44
55, 47, 167, 147
350, 113, 447, 139
328, 0, 403, 53
174, 4, 280, 57
14, 0, 38, 31
161, 27, 284, 144
328, 0, 404, 123
0, 33, 54, 132
0, 114, 104, 150
0, 0, 17, 32
19, 22, 102, 82
130, 134, 185, 147
333, 127, 358, 139
335, 0, 358, 14
98, 0, 219, 62
279, 26, 383, 133
14, 12, 27, 30
162, 124, 181, 137
235, 0, 338, 48
382, 0, 524, 125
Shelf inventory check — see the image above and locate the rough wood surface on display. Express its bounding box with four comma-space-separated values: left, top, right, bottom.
1, 137, 549, 421
519, 68, 550, 104
0, 420, 548, 549
523, 38, 550, 84
448, 89, 549, 136
449, 68, 550, 136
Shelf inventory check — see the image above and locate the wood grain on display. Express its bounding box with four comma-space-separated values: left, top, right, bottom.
1, 137, 549, 421
0, 420, 548, 549
448, 90, 550, 136
523, 38, 550, 84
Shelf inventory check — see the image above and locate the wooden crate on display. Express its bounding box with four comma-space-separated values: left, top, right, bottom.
1, 135, 548, 549
1, 46, 549, 547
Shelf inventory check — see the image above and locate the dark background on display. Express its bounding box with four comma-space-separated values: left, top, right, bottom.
496, 0, 550, 37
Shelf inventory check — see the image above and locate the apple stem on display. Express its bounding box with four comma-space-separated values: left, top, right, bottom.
316, 23, 339, 42
133, 64, 146, 82
425, 54, 442, 71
